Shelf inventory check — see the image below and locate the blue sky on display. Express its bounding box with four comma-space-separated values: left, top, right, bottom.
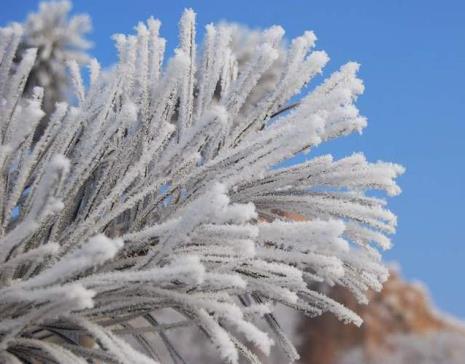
2, 0, 464, 318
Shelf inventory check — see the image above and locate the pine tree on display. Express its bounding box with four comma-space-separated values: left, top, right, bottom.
0, 4, 403, 363
18, 0, 92, 115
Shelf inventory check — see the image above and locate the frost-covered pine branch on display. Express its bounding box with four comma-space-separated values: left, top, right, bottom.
17, 0, 92, 115
0, 4, 403, 363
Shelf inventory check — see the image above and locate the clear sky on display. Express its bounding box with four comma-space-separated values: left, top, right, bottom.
2, 0, 464, 318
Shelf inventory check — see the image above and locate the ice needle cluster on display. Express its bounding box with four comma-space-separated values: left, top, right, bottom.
0, 3, 403, 363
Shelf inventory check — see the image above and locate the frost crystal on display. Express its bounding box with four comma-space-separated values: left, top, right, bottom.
0, 4, 403, 363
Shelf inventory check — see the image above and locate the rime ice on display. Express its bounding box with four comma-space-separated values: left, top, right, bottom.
0, 3, 403, 363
